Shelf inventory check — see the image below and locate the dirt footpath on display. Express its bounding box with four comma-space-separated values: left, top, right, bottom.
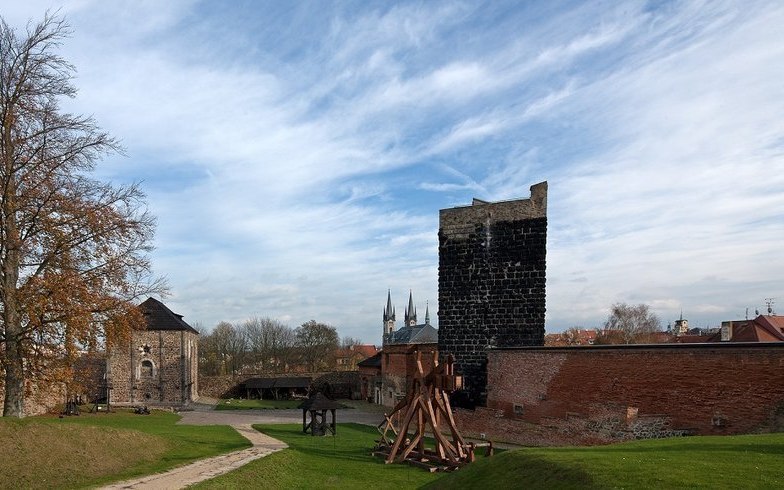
99, 403, 384, 489
176, 407, 382, 427
99, 423, 286, 490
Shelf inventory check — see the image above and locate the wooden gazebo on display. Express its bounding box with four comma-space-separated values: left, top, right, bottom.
298, 392, 342, 436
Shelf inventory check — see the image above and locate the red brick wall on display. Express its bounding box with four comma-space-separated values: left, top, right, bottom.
380, 344, 438, 406
469, 344, 784, 444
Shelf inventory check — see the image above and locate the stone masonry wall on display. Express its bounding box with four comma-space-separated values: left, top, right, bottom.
109, 329, 198, 406
458, 344, 784, 445
438, 182, 547, 404
0, 378, 66, 416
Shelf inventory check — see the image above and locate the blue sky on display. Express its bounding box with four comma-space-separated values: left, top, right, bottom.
4, 1, 783, 342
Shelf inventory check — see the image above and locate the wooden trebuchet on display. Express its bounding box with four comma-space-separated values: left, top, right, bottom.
373, 353, 490, 472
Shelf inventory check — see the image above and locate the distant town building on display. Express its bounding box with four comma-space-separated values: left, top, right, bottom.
672, 313, 689, 336
713, 315, 784, 343
544, 329, 598, 346
334, 344, 378, 371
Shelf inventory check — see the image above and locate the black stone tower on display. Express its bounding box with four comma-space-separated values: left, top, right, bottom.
438, 182, 547, 405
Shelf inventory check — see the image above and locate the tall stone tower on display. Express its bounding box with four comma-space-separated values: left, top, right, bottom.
438, 182, 547, 405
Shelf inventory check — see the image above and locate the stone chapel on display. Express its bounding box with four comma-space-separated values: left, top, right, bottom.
107, 297, 199, 406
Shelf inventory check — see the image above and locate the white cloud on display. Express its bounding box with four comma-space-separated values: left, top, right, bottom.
5, 1, 782, 341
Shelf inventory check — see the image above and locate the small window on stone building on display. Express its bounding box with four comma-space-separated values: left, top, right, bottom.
141, 360, 153, 377
143, 344, 151, 354
513, 404, 524, 416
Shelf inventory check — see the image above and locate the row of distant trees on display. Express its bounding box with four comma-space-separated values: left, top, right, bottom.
198, 318, 363, 376
553, 303, 663, 345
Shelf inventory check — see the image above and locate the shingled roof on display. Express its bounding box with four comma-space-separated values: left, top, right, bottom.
298, 392, 343, 411
139, 297, 199, 334
385, 323, 438, 345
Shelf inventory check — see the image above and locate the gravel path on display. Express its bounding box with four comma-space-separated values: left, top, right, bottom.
99, 423, 287, 490
98, 401, 385, 489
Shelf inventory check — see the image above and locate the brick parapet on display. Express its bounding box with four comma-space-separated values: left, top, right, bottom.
478, 344, 784, 442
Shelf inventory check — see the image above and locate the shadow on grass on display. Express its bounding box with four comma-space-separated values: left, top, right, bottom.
423, 451, 596, 490
576, 435, 784, 457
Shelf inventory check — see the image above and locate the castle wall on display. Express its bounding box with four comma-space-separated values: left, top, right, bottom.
455, 344, 784, 445
109, 329, 198, 406
438, 182, 547, 404
0, 378, 66, 416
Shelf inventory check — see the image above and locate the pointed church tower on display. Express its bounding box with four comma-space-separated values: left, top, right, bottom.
424, 301, 431, 326
404, 290, 417, 326
383, 289, 396, 335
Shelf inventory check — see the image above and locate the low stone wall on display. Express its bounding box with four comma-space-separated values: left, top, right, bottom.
0, 379, 66, 417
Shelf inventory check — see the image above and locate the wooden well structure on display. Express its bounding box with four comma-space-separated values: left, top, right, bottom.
298, 392, 341, 436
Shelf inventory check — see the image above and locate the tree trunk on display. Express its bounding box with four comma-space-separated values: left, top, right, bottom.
2, 175, 24, 417
3, 334, 25, 417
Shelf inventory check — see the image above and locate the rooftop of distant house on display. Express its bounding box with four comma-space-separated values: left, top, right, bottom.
710, 315, 784, 343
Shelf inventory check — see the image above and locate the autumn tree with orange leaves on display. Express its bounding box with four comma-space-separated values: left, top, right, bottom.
0, 14, 164, 417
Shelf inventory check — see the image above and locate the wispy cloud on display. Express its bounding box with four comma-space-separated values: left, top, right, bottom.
5, 0, 782, 339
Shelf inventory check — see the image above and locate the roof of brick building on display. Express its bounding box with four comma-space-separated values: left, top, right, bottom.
139, 297, 199, 334
357, 352, 382, 368
336, 344, 378, 359
708, 315, 784, 343
298, 392, 342, 411
385, 323, 438, 345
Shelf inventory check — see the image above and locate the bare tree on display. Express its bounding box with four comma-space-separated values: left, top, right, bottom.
242, 317, 294, 373
0, 14, 164, 417
206, 321, 247, 376
341, 336, 362, 349
295, 320, 339, 372
596, 303, 662, 345
197, 329, 221, 376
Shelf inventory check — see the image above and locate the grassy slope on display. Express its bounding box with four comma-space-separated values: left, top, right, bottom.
427, 433, 784, 489
194, 423, 452, 489
1, 410, 250, 489
215, 399, 302, 410
0, 419, 167, 489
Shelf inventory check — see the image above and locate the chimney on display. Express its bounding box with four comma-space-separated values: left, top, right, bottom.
720, 322, 732, 342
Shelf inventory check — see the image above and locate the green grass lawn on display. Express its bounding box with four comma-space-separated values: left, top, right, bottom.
426, 433, 784, 489
215, 398, 303, 410
193, 423, 464, 489
1, 409, 250, 489
7, 407, 784, 489
196, 423, 784, 490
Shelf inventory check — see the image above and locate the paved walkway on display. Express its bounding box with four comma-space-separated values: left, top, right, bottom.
100, 423, 287, 490
99, 400, 385, 489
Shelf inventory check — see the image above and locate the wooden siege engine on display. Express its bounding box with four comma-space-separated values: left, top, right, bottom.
374, 352, 492, 472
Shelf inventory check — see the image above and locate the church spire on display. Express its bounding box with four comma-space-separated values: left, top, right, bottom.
383, 289, 396, 335
425, 301, 430, 325
405, 290, 417, 326
384, 289, 395, 322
